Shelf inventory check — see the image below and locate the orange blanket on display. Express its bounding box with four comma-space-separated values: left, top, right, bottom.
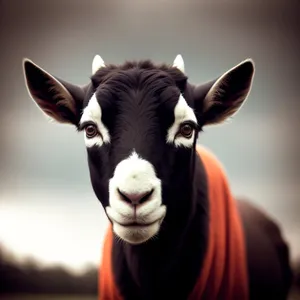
99, 146, 249, 300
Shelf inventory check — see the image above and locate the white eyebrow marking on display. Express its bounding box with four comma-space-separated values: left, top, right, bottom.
80, 93, 110, 147
166, 94, 197, 148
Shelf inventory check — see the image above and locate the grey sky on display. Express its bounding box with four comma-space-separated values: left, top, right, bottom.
0, 0, 299, 272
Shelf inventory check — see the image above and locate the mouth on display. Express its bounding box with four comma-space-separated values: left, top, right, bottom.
106, 205, 166, 244
113, 218, 161, 228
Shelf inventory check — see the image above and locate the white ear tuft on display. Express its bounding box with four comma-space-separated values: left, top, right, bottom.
92, 55, 105, 74
173, 54, 185, 73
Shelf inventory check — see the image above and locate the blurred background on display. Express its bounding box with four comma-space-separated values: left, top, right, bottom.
0, 0, 299, 299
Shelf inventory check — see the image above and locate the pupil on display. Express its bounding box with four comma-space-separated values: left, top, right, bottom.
87, 126, 94, 134
183, 125, 190, 133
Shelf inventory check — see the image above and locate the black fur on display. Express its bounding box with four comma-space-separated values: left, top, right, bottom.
23, 58, 292, 299
111, 151, 209, 300
81, 62, 211, 299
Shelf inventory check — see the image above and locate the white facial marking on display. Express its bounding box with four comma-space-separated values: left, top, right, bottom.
167, 94, 197, 148
92, 54, 105, 75
106, 151, 166, 244
80, 94, 110, 148
173, 54, 185, 73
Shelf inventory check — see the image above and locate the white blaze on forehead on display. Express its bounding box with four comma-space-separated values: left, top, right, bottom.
167, 94, 197, 148
80, 94, 110, 148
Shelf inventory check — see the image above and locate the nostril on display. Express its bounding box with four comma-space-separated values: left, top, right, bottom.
117, 189, 154, 205
117, 189, 132, 204
139, 189, 154, 204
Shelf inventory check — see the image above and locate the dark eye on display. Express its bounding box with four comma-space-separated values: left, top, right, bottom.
85, 125, 98, 138
179, 123, 194, 138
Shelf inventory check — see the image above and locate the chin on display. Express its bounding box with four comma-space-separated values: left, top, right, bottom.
112, 220, 162, 245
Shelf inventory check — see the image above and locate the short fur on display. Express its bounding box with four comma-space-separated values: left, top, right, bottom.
100, 146, 250, 300
23, 56, 293, 300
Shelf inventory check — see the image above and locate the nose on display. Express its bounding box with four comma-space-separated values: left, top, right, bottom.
117, 189, 154, 205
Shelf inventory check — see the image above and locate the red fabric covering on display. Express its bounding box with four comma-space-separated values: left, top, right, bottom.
99, 226, 122, 300
188, 146, 249, 299
99, 146, 249, 300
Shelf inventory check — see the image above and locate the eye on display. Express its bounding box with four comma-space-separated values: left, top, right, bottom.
85, 124, 98, 138
179, 123, 194, 138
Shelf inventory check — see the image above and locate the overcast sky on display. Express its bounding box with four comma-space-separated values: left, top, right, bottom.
0, 0, 299, 273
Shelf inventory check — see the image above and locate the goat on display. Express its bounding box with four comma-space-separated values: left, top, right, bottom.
23, 54, 293, 300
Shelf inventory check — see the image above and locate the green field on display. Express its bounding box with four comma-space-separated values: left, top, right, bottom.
0, 295, 97, 300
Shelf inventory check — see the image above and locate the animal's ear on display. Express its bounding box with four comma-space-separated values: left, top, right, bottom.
194, 59, 255, 126
23, 58, 86, 126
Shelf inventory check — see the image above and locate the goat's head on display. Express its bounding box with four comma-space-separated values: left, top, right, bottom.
23, 55, 255, 244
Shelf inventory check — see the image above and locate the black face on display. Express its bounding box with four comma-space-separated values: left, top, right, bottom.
85, 67, 191, 194
23, 56, 255, 244
78, 63, 200, 244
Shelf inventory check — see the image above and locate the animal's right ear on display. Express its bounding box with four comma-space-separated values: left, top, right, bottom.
23, 59, 86, 126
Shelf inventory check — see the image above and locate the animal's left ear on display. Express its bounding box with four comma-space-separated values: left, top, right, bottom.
194, 59, 255, 126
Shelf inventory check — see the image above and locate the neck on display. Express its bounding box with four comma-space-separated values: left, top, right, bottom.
112, 154, 209, 300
